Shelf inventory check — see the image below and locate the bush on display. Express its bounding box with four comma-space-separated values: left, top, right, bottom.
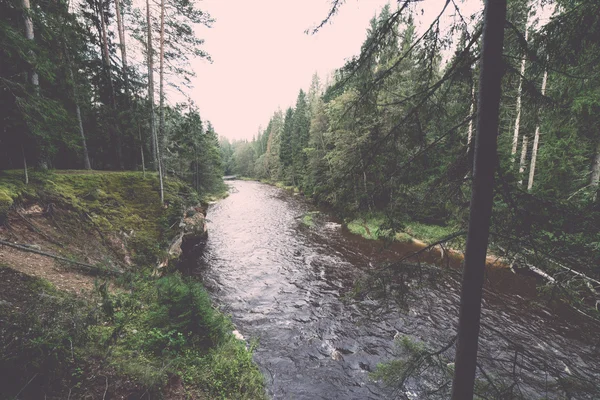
149, 275, 230, 349
0, 189, 14, 223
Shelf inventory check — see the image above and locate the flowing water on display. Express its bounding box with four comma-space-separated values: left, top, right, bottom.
197, 180, 600, 399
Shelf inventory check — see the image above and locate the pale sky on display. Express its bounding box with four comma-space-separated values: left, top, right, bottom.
186, 0, 485, 140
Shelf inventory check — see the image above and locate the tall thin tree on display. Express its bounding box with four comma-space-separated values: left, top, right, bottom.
527, 66, 548, 191
451, 0, 507, 399
146, 0, 164, 202
21, 0, 37, 183
511, 18, 529, 159
159, 0, 166, 166
98, 0, 123, 169
591, 141, 600, 201
114, 0, 129, 94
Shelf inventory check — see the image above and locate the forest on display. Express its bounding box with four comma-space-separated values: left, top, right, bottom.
1, 0, 224, 196
223, 0, 600, 316
2, 0, 600, 398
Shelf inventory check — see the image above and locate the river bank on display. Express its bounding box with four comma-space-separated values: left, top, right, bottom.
0, 170, 265, 399
250, 177, 457, 248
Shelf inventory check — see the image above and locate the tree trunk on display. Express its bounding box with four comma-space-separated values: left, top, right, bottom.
21, 0, 37, 181
527, 67, 548, 192
451, 0, 507, 399
146, 0, 157, 165
591, 141, 600, 201
22, 145, 29, 185
159, 0, 166, 173
98, 0, 123, 169
114, 0, 129, 95
22, 0, 39, 89
511, 25, 529, 159
139, 126, 146, 177
466, 80, 475, 151
74, 80, 92, 170
518, 135, 528, 186
146, 0, 164, 203
64, 43, 91, 170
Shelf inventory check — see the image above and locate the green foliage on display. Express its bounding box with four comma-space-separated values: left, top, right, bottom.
347, 213, 455, 245
93, 273, 264, 397
0, 190, 14, 222
0, 268, 100, 399
149, 275, 231, 349
300, 211, 319, 227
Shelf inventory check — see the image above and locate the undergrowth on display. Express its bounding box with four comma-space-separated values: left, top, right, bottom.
0, 171, 265, 399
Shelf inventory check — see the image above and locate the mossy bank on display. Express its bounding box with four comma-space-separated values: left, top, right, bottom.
0, 170, 265, 399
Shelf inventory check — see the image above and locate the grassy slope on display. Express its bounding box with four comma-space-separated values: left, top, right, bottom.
0, 170, 265, 399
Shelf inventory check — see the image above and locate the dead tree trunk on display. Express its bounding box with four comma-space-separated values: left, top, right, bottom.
518, 135, 528, 186
146, 0, 164, 202
114, 0, 129, 95
511, 24, 529, 159
527, 67, 548, 191
451, 1, 507, 399
591, 141, 600, 201
22, 0, 39, 88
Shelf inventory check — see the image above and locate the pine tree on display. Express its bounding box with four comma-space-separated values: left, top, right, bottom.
291, 89, 310, 189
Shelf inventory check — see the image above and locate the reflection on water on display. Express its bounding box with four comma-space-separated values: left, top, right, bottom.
197, 181, 600, 399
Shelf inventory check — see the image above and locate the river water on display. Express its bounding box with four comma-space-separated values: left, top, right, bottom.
197, 181, 600, 399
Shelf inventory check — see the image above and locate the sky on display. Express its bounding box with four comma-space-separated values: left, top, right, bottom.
185, 0, 484, 141
188, 0, 393, 140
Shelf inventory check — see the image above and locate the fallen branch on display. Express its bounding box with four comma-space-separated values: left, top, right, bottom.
0, 239, 121, 275
15, 211, 65, 248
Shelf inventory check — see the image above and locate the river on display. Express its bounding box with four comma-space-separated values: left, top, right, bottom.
196, 180, 600, 399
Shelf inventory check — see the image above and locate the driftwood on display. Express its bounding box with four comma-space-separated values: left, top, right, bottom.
0, 239, 121, 275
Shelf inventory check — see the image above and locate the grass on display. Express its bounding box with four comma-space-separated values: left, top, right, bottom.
346, 213, 457, 246
300, 211, 319, 227
0, 169, 198, 265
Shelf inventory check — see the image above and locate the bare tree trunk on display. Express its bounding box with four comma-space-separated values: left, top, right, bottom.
22, 145, 29, 185
74, 84, 91, 170
146, 0, 157, 166
64, 43, 91, 170
21, 0, 37, 181
159, 0, 166, 176
527, 67, 548, 191
154, 121, 165, 203
518, 135, 528, 186
114, 0, 129, 95
466, 81, 475, 151
511, 25, 529, 159
591, 141, 600, 201
139, 126, 146, 177
22, 0, 39, 89
451, 1, 507, 399
146, 0, 163, 203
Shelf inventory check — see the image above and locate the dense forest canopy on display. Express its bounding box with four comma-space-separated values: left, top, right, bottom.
0, 0, 224, 194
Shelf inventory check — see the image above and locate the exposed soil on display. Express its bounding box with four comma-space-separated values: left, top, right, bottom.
0, 202, 126, 294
